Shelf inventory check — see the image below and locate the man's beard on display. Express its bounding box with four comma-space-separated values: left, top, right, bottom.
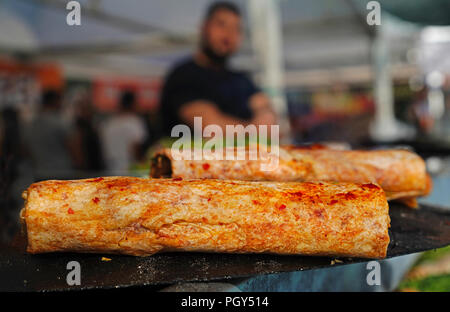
201, 40, 230, 67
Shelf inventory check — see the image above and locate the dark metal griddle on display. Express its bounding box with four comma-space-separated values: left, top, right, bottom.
1, 202, 449, 292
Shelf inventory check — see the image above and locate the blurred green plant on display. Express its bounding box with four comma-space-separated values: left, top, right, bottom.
397, 246, 450, 292
398, 274, 450, 292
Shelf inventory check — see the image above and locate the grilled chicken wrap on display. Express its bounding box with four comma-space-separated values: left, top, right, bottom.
22, 177, 390, 258
151, 146, 431, 206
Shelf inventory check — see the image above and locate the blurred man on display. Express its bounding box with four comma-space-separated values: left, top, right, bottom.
160, 1, 276, 136
24, 90, 73, 180
101, 91, 147, 175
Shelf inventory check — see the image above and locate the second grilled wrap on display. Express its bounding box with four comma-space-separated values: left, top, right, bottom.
151, 146, 431, 204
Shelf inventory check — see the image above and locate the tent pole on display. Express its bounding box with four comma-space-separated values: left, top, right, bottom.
248, 0, 291, 143
370, 21, 414, 141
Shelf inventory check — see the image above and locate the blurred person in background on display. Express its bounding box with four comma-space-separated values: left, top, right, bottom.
160, 1, 276, 137
72, 95, 104, 173
23, 90, 74, 181
0, 107, 22, 185
410, 87, 434, 137
101, 91, 147, 175
0, 107, 23, 239
141, 109, 164, 157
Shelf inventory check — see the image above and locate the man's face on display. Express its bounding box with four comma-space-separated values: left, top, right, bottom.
202, 9, 242, 59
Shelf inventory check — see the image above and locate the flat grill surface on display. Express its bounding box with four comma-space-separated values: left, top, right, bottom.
1, 202, 449, 291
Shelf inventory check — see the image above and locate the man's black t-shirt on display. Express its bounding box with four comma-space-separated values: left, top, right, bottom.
160, 58, 259, 136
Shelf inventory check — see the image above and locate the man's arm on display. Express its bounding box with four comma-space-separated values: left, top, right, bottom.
248, 92, 277, 126
179, 100, 248, 129
179, 95, 277, 130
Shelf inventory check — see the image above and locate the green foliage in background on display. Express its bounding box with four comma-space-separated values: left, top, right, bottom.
398, 274, 450, 292
397, 246, 450, 292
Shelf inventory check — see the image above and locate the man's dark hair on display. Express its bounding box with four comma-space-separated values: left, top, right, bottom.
119, 90, 136, 111
204, 1, 241, 21
41, 90, 61, 109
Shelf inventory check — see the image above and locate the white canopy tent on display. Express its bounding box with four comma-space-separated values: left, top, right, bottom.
0, 0, 421, 80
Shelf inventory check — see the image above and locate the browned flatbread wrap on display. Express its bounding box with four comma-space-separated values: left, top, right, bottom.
151, 146, 431, 206
21, 177, 390, 259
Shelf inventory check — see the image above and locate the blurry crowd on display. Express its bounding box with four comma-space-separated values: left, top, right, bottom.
1, 89, 156, 177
